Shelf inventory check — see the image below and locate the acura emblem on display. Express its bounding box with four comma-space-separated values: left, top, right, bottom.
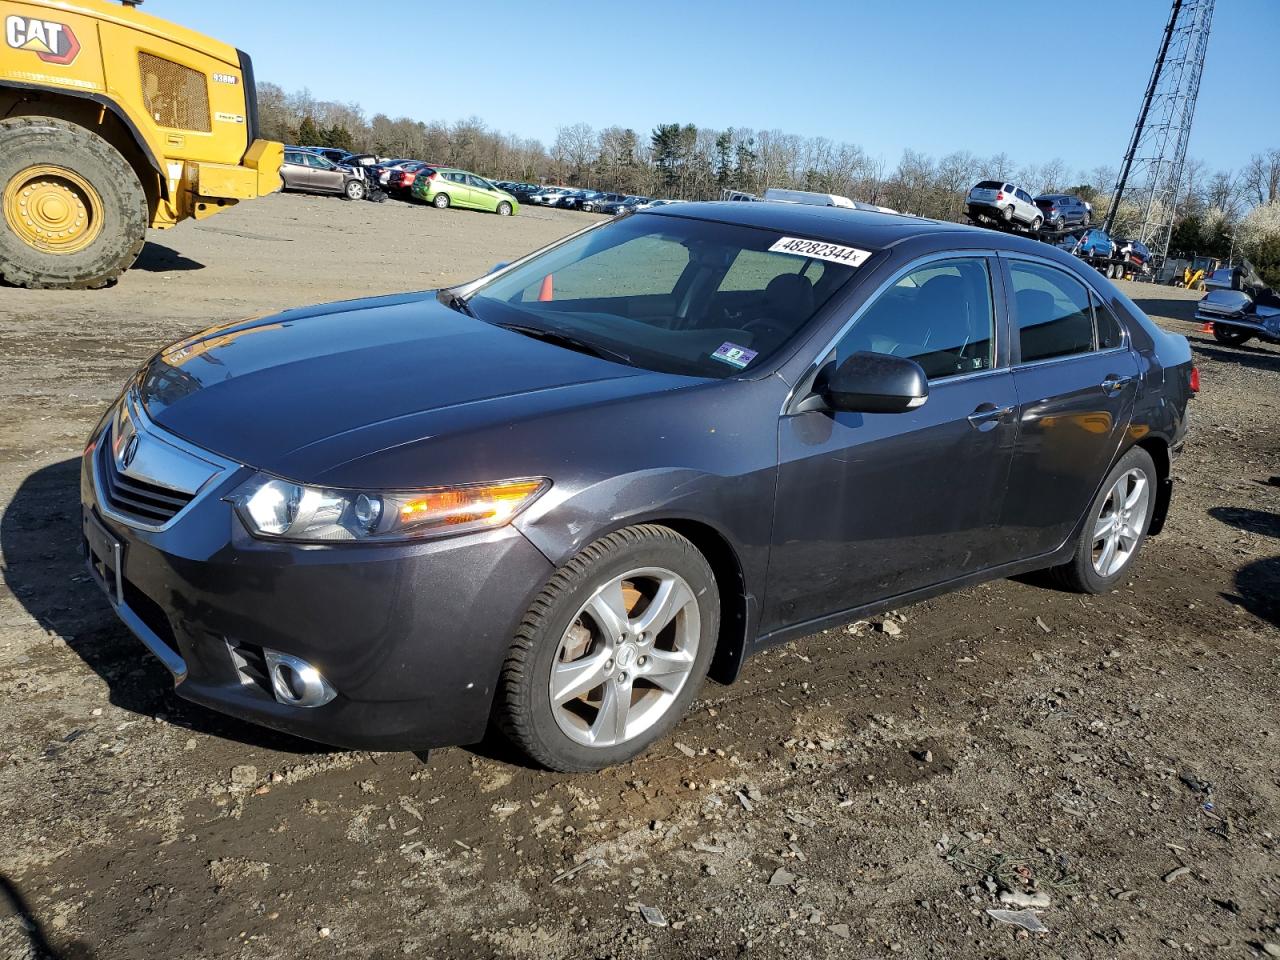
121, 434, 140, 470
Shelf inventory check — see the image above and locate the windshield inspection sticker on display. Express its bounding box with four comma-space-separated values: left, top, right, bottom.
769, 236, 872, 267
711, 342, 758, 369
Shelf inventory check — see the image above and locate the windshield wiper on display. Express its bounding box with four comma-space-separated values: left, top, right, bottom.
438, 289, 476, 318
494, 322, 634, 366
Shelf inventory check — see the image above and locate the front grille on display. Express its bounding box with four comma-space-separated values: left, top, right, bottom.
139, 52, 211, 133
98, 431, 195, 525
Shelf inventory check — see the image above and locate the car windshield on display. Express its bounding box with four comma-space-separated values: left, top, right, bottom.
468, 214, 867, 379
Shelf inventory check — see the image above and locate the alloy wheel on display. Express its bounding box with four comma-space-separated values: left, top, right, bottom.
549, 567, 700, 748
1091, 468, 1149, 577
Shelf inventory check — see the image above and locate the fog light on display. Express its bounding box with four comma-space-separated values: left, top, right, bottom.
263, 650, 336, 708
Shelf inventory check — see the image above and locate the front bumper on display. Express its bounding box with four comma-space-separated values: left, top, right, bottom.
79, 416, 555, 751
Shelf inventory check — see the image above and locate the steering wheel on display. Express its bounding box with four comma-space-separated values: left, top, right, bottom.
741, 316, 790, 344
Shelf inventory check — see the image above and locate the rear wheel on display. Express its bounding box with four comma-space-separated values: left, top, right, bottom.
1002, 205, 1015, 223
497, 525, 719, 772
433, 192, 450, 209
0, 116, 147, 290
1212, 325, 1253, 347
496, 201, 512, 217
1050, 446, 1157, 593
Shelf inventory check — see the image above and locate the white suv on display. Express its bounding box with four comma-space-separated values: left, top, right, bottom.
966, 180, 1042, 230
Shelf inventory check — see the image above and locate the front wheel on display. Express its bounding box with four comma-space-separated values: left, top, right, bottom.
1031, 216, 1043, 232
344, 179, 366, 201
1050, 446, 1157, 593
433, 192, 450, 209
1212, 325, 1253, 347
496, 525, 720, 772
496, 201, 512, 217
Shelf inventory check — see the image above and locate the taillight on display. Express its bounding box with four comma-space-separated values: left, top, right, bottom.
1189, 366, 1200, 393
996, 191, 1004, 201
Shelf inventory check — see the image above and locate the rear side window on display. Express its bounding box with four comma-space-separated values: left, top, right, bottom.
839, 257, 996, 380
1094, 295, 1124, 350
1010, 261, 1096, 362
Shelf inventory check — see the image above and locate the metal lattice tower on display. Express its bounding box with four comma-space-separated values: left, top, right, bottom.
1104, 0, 1214, 258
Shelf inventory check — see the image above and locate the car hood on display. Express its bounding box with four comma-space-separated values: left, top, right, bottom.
139, 291, 683, 481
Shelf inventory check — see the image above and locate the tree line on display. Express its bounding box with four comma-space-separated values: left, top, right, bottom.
258, 82, 1280, 283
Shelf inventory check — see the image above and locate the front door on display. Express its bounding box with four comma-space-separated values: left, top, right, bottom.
765, 254, 1019, 632
999, 255, 1139, 558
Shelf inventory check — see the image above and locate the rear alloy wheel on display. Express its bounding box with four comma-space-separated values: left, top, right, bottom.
1212, 325, 1253, 347
344, 179, 366, 201
433, 192, 450, 209
1003, 205, 1015, 223
1050, 446, 1157, 593
497, 525, 719, 771
496, 201, 512, 217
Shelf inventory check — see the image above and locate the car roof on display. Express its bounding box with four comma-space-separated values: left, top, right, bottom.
640, 201, 975, 252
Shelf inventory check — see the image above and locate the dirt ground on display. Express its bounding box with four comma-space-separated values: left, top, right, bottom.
1, 194, 1277, 960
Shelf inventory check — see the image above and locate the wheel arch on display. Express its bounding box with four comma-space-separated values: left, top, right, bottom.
1, 82, 166, 209
1132, 434, 1173, 536
635, 517, 750, 686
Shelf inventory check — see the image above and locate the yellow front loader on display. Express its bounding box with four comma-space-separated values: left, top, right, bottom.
0, 0, 282, 288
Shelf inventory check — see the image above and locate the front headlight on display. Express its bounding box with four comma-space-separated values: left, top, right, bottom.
229, 474, 549, 543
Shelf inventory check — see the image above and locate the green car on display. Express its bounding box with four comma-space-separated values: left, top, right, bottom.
411, 167, 518, 216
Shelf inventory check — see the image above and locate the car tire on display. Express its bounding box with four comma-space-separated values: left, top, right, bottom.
1082, 213, 1090, 227
1049, 446, 1158, 594
496, 524, 720, 772
1212, 325, 1253, 347
0, 116, 147, 290
1002, 205, 1015, 223
1031, 216, 1043, 232
497, 201, 512, 217
344, 179, 366, 201
433, 193, 450, 209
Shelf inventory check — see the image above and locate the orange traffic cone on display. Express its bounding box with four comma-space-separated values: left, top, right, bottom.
538, 274, 554, 302
1200, 322, 1214, 334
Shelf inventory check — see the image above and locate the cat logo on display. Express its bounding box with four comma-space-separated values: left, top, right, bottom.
5, 15, 81, 65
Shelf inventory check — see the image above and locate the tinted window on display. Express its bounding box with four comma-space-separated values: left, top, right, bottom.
976, 180, 1002, 190
1094, 295, 1124, 349
838, 257, 995, 380
284, 153, 305, 165
1011, 260, 1095, 362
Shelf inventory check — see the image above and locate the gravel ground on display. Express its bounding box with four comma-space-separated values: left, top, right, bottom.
1, 194, 1277, 960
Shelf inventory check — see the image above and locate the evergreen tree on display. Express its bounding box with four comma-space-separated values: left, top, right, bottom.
294, 115, 321, 146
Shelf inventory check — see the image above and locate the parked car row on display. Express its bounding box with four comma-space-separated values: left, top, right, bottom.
965, 180, 1092, 233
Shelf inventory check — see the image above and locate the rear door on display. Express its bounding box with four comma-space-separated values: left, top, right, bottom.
765, 253, 1020, 631
1000, 255, 1139, 558
446, 172, 474, 207
281, 152, 310, 189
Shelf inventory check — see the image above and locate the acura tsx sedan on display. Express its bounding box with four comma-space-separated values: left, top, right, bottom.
81, 202, 1196, 771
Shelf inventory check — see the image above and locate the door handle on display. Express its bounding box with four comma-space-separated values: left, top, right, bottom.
967, 403, 1014, 431
1100, 375, 1134, 394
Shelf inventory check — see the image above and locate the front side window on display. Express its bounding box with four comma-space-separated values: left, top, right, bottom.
469, 214, 867, 378
1011, 260, 1096, 362
836, 257, 996, 380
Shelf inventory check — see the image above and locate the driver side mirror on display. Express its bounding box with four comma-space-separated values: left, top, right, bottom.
821, 351, 928, 414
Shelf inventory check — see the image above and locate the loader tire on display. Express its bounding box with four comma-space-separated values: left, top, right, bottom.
0, 116, 148, 290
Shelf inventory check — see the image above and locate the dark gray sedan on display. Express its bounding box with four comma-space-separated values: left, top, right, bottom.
81, 203, 1196, 771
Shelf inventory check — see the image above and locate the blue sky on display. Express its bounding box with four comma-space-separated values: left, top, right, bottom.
162, 0, 1278, 176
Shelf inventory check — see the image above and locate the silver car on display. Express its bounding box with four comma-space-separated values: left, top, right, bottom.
966, 180, 1042, 230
